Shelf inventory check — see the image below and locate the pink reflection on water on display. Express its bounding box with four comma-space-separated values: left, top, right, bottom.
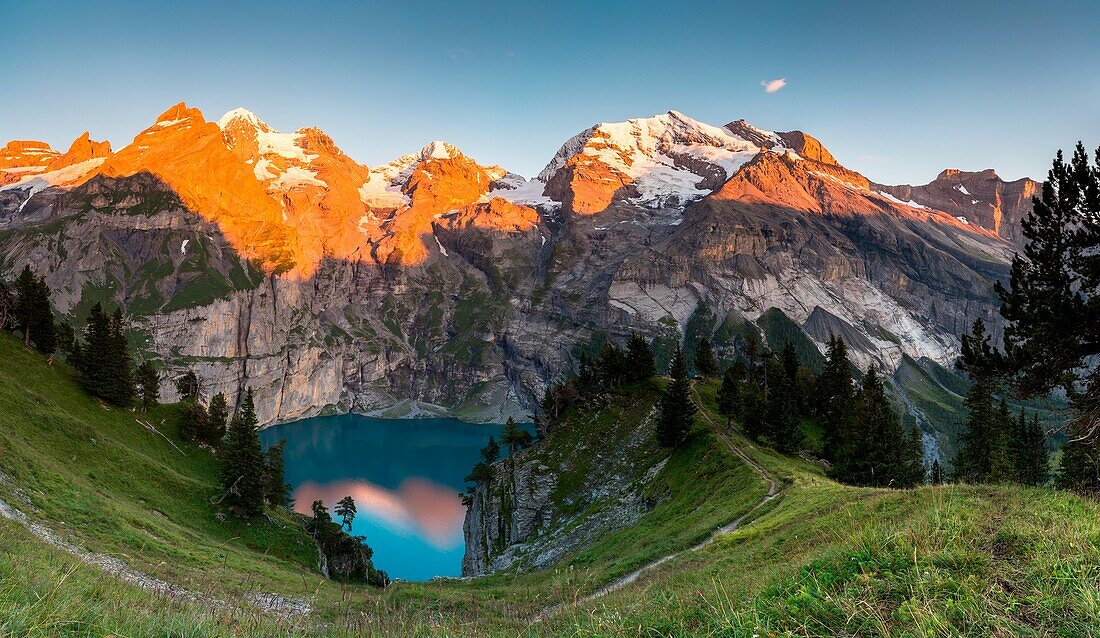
293, 477, 465, 550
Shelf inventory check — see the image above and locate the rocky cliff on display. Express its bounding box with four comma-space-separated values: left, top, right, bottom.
0, 104, 1024, 432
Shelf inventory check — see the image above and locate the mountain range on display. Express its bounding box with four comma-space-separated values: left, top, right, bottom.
0, 102, 1039, 458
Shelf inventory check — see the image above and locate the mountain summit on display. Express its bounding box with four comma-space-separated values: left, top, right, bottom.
0, 103, 1030, 436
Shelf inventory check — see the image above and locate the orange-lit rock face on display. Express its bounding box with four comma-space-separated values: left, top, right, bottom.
46, 132, 111, 171
440, 197, 539, 234
714, 151, 1003, 238
97, 102, 300, 272
367, 153, 500, 264
0, 140, 60, 186
544, 149, 634, 215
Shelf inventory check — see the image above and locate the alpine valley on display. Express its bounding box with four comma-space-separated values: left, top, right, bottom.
0, 104, 1036, 455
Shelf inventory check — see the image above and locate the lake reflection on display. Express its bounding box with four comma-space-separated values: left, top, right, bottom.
260, 414, 529, 581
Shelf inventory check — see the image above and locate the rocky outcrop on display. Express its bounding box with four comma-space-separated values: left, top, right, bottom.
873, 168, 1040, 244
463, 403, 667, 576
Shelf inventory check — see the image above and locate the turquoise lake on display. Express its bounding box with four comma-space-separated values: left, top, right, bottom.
260, 414, 528, 581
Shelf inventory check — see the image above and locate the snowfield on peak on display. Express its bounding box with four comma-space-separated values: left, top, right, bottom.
537, 110, 795, 209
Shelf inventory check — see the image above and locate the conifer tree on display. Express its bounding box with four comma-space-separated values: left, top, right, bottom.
220, 388, 265, 516
0, 276, 14, 331
716, 363, 744, 425
335, 496, 357, 532
13, 266, 55, 354
817, 335, 854, 461
625, 333, 656, 381
207, 392, 229, 444
480, 436, 501, 465
501, 417, 533, 454
178, 400, 208, 442
105, 309, 134, 406
1056, 437, 1100, 494
54, 321, 76, 361
263, 439, 291, 508
78, 303, 113, 400
135, 360, 159, 412
1007, 410, 1047, 486
596, 343, 628, 389
657, 345, 696, 448
175, 370, 201, 402
931, 459, 945, 485
955, 336, 1010, 484
831, 367, 919, 487
694, 337, 718, 378
764, 358, 799, 453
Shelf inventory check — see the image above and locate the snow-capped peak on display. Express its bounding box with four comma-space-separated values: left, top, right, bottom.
419, 140, 463, 161
535, 110, 791, 210
216, 107, 271, 132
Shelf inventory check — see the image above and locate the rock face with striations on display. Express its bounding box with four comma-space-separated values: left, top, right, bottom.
0, 104, 1024, 430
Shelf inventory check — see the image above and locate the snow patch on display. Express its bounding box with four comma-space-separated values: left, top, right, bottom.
954, 183, 971, 195
269, 166, 326, 189
180, 239, 190, 255
256, 130, 316, 164
434, 235, 449, 256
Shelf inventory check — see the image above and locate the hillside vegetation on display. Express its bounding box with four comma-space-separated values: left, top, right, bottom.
1, 331, 1098, 637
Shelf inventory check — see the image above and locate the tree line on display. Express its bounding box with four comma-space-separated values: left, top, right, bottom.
958, 142, 1100, 495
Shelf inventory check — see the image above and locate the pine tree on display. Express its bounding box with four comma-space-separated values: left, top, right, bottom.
931, 459, 945, 485
335, 496, 357, 532
135, 361, 159, 412
480, 436, 501, 465
716, 363, 744, 425
1056, 437, 1100, 494
178, 400, 208, 442
902, 425, 927, 486
263, 440, 291, 507
764, 358, 799, 453
657, 346, 696, 448
207, 392, 229, 444
831, 367, 918, 487
13, 266, 55, 354
625, 333, 656, 381
106, 309, 134, 406
596, 343, 628, 389
817, 335, 854, 461
0, 276, 14, 331
175, 370, 201, 402
1009, 410, 1049, 486
955, 332, 1010, 484
220, 388, 266, 516
694, 338, 718, 378
78, 303, 113, 400
986, 144, 1100, 448
500, 417, 533, 454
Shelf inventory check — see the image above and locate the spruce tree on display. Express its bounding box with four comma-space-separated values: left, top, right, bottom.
830, 367, 917, 487
178, 400, 208, 442
175, 370, 201, 402
501, 417, 533, 454
1056, 437, 1099, 494
764, 358, 799, 453
1009, 410, 1048, 486
931, 459, 945, 485
955, 348, 1010, 484
716, 363, 744, 425
135, 360, 159, 412
107, 309, 135, 406
207, 392, 229, 444
596, 343, 628, 389
625, 333, 656, 381
657, 346, 696, 448
220, 388, 266, 516
694, 338, 718, 378
480, 436, 501, 465
263, 439, 291, 508
817, 335, 854, 461
78, 303, 113, 400
0, 276, 13, 330
13, 266, 55, 354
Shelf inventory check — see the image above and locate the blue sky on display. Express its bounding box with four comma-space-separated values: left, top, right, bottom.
2, 0, 1097, 183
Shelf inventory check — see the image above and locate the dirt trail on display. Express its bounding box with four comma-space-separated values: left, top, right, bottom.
0, 495, 311, 617
532, 383, 783, 622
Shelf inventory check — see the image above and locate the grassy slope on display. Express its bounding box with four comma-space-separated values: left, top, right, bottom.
2, 331, 1099, 637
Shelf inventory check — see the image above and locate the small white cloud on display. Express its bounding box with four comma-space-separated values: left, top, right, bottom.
761, 78, 787, 93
